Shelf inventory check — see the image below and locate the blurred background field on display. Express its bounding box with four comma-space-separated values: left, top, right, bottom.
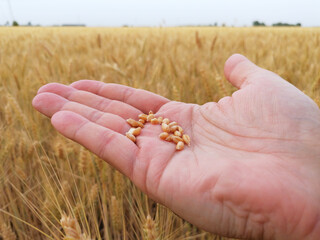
0, 27, 319, 240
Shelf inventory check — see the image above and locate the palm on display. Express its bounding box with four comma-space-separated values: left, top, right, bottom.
33, 54, 320, 239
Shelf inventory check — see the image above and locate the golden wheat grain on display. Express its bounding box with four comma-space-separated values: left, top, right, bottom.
176, 141, 185, 151
139, 113, 148, 121
162, 118, 170, 125
150, 118, 160, 125
161, 123, 170, 132
139, 119, 146, 124
174, 131, 182, 137
159, 132, 169, 140
126, 132, 136, 142
127, 118, 144, 128
147, 114, 155, 122
182, 134, 191, 146
165, 134, 173, 142
172, 136, 183, 144
128, 127, 142, 136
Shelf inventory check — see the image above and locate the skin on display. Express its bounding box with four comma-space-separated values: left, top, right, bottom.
32, 54, 320, 239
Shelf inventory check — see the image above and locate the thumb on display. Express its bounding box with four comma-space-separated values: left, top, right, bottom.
224, 54, 264, 89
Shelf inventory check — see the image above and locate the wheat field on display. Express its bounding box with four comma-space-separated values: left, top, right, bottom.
0, 27, 319, 240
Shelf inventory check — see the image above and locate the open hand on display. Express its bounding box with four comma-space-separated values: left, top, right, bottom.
32, 54, 320, 240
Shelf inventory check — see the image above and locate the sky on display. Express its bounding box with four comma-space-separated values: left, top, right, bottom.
0, 0, 319, 27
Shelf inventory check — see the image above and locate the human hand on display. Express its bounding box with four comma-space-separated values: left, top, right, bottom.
32, 54, 320, 240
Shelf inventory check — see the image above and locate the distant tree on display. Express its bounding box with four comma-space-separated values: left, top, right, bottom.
27, 22, 32, 26
214, 22, 218, 27
272, 22, 302, 27
5, 21, 9, 26
272, 22, 286, 26
253, 21, 266, 26
12, 21, 19, 26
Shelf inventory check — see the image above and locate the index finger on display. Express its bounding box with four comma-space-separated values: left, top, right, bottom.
51, 110, 138, 177
70, 80, 170, 113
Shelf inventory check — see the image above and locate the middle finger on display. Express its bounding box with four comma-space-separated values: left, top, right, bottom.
37, 83, 142, 119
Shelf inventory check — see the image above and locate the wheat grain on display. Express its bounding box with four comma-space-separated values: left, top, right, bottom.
150, 118, 160, 125
172, 136, 183, 144
127, 118, 144, 128
168, 122, 178, 128
147, 114, 155, 122
176, 141, 185, 151
139, 119, 146, 124
162, 118, 170, 124
126, 132, 136, 142
128, 127, 142, 136
139, 113, 148, 121
161, 123, 170, 132
165, 134, 173, 142
159, 132, 169, 140
182, 134, 191, 146
174, 131, 182, 137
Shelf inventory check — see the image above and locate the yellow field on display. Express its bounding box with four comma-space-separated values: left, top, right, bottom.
0, 27, 319, 240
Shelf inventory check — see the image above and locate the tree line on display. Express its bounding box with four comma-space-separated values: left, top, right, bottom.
1, 20, 303, 27
252, 21, 301, 27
